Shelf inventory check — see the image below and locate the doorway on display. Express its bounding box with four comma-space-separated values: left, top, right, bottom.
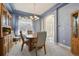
44, 15, 55, 43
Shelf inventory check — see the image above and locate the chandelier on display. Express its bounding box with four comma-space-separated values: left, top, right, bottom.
29, 3, 39, 21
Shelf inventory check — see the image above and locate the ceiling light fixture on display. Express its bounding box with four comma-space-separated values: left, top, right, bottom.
29, 3, 39, 21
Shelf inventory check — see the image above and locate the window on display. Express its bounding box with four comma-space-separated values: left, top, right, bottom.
18, 16, 33, 35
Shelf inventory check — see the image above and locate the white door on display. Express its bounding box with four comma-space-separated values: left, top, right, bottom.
44, 15, 55, 43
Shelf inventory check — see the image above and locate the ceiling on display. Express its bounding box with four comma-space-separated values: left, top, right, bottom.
13, 3, 56, 15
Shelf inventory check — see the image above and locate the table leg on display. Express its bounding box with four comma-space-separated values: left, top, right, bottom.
29, 39, 35, 51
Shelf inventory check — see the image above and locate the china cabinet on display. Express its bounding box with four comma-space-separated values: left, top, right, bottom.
0, 3, 13, 56
71, 11, 79, 55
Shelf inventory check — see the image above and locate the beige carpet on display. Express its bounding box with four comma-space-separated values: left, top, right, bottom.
6, 41, 73, 56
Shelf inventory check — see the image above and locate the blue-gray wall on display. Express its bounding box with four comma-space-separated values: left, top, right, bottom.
58, 3, 79, 46
12, 14, 19, 35
3, 3, 13, 13
40, 3, 79, 47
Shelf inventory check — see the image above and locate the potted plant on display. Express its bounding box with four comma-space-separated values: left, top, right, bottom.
3, 27, 11, 35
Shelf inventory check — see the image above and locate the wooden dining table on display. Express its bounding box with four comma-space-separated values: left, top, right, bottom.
26, 33, 37, 51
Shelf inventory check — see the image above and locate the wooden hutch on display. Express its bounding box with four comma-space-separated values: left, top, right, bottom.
0, 3, 13, 56
71, 11, 79, 55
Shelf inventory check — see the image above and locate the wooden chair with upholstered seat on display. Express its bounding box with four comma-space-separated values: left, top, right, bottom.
33, 31, 47, 56
27, 30, 32, 34
20, 31, 29, 51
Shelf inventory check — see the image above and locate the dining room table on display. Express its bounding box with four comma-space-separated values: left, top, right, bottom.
26, 33, 37, 51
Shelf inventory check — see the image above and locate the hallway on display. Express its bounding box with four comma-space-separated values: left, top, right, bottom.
7, 40, 73, 56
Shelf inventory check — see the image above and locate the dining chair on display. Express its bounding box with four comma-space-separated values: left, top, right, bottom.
34, 31, 47, 56
27, 30, 32, 34
20, 31, 29, 51
12, 31, 20, 44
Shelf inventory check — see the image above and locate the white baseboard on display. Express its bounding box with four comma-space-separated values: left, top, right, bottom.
58, 43, 71, 50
